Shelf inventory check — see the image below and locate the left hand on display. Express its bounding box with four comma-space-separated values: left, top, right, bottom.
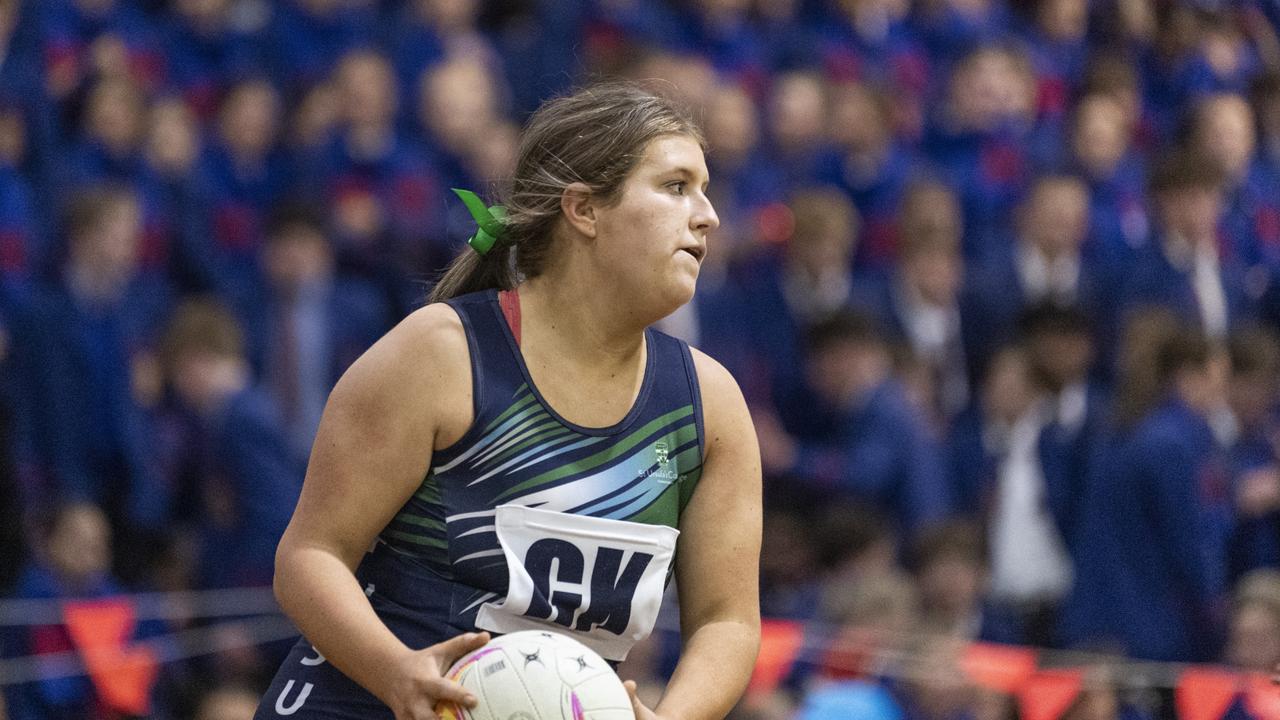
623, 680, 662, 720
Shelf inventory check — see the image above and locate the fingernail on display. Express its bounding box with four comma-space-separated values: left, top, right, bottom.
465, 694, 478, 707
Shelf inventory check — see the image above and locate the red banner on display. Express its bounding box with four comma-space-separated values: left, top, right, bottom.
63, 599, 158, 717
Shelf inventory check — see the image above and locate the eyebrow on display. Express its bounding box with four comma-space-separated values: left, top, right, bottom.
662, 166, 710, 186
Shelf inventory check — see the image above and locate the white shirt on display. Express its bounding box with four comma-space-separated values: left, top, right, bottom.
1016, 244, 1080, 305
988, 403, 1074, 604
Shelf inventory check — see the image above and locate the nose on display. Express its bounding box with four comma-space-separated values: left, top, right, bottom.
692, 192, 720, 233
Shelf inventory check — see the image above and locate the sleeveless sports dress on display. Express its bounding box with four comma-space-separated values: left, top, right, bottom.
255, 289, 705, 718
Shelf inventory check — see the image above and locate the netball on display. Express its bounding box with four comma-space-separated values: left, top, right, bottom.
437, 630, 633, 720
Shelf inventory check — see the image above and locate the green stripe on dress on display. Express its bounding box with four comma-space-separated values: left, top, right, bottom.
495, 405, 695, 501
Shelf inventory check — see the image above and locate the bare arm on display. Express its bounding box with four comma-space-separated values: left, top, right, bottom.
629, 350, 762, 720
272, 304, 487, 719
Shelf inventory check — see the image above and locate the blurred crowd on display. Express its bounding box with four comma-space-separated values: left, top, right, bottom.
4, 0, 1280, 718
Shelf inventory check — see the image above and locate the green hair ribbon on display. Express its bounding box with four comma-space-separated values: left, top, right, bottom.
452, 188, 507, 256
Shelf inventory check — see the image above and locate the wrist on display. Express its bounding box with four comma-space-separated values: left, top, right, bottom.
370, 643, 418, 705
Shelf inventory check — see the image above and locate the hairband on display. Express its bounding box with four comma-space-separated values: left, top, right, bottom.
452, 188, 507, 256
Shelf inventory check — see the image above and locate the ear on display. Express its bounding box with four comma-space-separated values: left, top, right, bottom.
560, 182, 597, 239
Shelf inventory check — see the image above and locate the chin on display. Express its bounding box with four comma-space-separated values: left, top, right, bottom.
639, 278, 696, 323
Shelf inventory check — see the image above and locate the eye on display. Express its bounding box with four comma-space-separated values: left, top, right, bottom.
667, 181, 687, 196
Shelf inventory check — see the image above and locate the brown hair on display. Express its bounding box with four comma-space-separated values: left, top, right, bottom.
1113, 308, 1210, 427
908, 518, 988, 573
160, 297, 245, 373
64, 184, 137, 242
428, 82, 705, 303
790, 186, 860, 248
1149, 147, 1226, 196
898, 180, 962, 258
1229, 325, 1280, 378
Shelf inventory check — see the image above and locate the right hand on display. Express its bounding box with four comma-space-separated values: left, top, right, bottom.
384, 631, 491, 720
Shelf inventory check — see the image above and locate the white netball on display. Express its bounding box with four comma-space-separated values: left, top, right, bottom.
437, 630, 635, 720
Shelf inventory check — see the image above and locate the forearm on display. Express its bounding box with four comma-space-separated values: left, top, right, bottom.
655, 618, 760, 720
274, 542, 413, 704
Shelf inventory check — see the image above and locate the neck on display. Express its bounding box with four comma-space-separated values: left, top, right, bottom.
518, 270, 649, 370
67, 263, 129, 305
348, 124, 392, 159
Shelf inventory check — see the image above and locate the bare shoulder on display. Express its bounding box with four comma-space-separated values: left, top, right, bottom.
688, 347, 754, 454
330, 301, 473, 447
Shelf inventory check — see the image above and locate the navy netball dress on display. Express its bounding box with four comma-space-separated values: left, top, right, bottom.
256, 289, 705, 718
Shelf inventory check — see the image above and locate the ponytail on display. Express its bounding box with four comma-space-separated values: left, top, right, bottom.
427, 242, 516, 304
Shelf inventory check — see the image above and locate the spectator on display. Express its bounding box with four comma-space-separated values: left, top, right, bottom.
1189, 93, 1280, 269
702, 81, 782, 252
1066, 319, 1231, 660
161, 297, 304, 588
2, 502, 138, 720
738, 186, 859, 412
796, 681, 903, 720
315, 49, 442, 289
199, 77, 288, 299
1068, 93, 1149, 266
893, 635, 988, 720
912, 0, 1007, 64
677, 0, 768, 80
163, 0, 264, 118
819, 80, 918, 272
0, 347, 23, 592
765, 71, 831, 188
820, 0, 928, 121
388, 0, 477, 97
759, 507, 823, 620
416, 53, 504, 189
858, 180, 971, 420
1251, 72, 1280, 183
947, 342, 1080, 644
0, 98, 40, 296
140, 96, 207, 290
1120, 148, 1257, 341
807, 570, 920, 685
287, 79, 340, 155
759, 310, 950, 534
1081, 54, 1156, 152
59, 75, 147, 186
19, 185, 173, 560
1225, 326, 1280, 579
266, 0, 376, 94
34, 0, 162, 102
926, 45, 1037, 258
966, 174, 1108, 374
1025, 0, 1090, 120
1225, 569, 1280, 672
1020, 304, 1104, 542
949, 346, 1039, 519
908, 519, 1021, 643
243, 205, 389, 457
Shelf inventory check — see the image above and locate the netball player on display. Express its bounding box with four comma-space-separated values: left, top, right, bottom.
254, 82, 762, 720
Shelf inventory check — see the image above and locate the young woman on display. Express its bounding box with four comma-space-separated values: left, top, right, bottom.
255, 83, 762, 720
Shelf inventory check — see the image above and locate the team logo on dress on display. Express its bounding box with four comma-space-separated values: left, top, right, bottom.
639, 441, 679, 484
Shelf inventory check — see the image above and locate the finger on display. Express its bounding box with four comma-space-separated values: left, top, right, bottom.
424, 677, 479, 709
624, 680, 646, 719
434, 632, 491, 666
406, 698, 441, 720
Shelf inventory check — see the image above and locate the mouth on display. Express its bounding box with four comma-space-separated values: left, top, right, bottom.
679, 246, 705, 262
